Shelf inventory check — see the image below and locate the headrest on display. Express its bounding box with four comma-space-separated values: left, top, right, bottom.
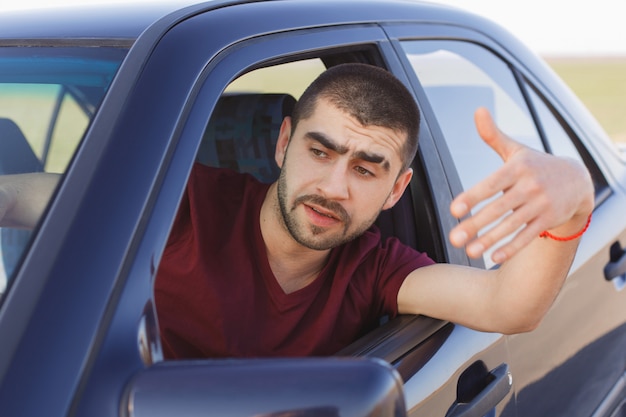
0, 117, 42, 174
197, 93, 297, 183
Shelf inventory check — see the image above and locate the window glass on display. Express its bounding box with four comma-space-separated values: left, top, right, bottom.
0, 47, 127, 300
526, 83, 608, 200
526, 86, 582, 162
47, 92, 91, 172
401, 40, 544, 267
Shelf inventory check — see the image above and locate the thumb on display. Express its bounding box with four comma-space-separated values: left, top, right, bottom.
474, 107, 519, 162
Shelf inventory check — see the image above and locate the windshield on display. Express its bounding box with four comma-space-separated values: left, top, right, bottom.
0, 46, 127, 298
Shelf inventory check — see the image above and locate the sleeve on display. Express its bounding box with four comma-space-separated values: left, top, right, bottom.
374, 236, 436, 318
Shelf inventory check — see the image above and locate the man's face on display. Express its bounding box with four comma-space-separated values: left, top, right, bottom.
274, 98, 412, 251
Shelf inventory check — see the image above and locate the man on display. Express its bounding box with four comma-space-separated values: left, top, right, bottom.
0, 64, 594, 359
153, 63, 594, 358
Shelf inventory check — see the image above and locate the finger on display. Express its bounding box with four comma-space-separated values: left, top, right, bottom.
464, 204, 537, 259
488, 218, 545, 264
450, 185, 531, 247
0, 190, 12, 221
474, 107, 521, 163
450, 165, 517, 219
451, 110, 526, 218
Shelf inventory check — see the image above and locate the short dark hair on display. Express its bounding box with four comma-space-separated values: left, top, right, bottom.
291, 63, 420, 172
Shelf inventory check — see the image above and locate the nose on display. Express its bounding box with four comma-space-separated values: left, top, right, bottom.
316, 162, 350, 201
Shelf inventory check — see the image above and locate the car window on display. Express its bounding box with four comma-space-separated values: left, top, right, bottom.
402, 40, 545, 189
524, 82, 609, 198
0, 46, 127, 300
401, 40, 545, 268
195, 54, 434, 252
154, 44, 446, 360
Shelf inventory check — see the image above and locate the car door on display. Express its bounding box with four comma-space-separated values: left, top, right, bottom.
386, 21, 626, 417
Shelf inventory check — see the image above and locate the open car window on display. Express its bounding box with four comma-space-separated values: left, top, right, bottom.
195, 55, 435, 254
0, 46, 127, 299
153, 46, 445, 360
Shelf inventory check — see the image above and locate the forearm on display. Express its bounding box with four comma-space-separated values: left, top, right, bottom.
400, 109, 596, 334
490, 235, 579, 333
399, 224, 584, 334
0, 173, 60, 228
399, 231, 579, 334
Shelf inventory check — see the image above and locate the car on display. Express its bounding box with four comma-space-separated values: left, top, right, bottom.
0, 1, 624, 416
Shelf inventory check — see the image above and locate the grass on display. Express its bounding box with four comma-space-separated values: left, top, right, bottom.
546, 56, 626, 143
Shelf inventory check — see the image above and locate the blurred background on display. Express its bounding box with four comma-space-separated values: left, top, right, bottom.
1, 0, 624, 144
432, 0, 626, 145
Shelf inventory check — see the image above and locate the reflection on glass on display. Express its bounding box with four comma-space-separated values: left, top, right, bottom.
401, 40, 544, 268
0, 47, 127, 299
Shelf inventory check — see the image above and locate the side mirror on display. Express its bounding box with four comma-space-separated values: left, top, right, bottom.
123, 357, 406, 417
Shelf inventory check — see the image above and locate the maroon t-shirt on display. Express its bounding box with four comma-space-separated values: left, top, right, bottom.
154, 164, 434, 359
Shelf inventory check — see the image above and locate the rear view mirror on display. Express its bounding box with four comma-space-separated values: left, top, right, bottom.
123, 357, 406, 417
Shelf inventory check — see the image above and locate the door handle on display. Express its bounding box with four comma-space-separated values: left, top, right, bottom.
605, 242, 626, 281
445, 362, 512, 417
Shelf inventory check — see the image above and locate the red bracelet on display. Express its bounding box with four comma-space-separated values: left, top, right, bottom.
539, 213, 592, 241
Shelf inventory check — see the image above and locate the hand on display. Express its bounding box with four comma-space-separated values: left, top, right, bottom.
0, 184, 17, 226
0, 173, 60, 229
448, 107, 594, 264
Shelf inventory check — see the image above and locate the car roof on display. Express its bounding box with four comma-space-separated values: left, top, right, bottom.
0, 0, 214, 43
0, 0, 482, 45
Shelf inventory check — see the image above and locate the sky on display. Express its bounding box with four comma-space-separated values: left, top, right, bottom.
431, 0, 626, 57
0, 0, 624, 57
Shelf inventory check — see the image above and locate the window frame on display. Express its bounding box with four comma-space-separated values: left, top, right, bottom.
519, 75, 612, 205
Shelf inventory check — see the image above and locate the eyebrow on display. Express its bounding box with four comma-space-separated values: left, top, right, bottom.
306, 131, 390, 172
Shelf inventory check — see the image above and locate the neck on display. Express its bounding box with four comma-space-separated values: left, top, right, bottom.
260, 183, 330, 293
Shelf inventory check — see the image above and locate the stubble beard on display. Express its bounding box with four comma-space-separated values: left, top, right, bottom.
276, 166, 381, 251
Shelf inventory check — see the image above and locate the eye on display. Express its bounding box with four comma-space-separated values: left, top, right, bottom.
354, 166, 374, 177
311, 148, 328, 158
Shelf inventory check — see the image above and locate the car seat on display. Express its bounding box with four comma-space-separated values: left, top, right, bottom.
197, 93, 296, 184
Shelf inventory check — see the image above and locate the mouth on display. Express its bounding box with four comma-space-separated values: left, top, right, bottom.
291, 194, 349, 229
303, 204, 342, 228
307, 204, 340, 220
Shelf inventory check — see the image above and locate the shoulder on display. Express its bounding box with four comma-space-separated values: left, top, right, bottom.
328, 226, 436, 317
358, 226, 433, 262
336, 226, 435, 276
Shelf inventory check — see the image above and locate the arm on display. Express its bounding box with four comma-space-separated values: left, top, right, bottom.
397, 108, 594, 334
0, 173, 61, 229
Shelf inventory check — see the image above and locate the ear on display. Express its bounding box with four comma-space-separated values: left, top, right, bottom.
382, 168, 413, 210
274, 116, 292, 169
